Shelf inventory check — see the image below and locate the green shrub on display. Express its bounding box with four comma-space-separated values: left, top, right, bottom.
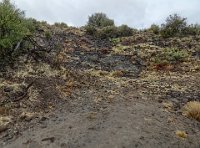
0, 0, 32, 67
118, 25, 133, 37
155, 48, 189, 64
149, 24, 160, 34
185, 24, 200, 36
85, 25, 97, 36
87, 13, 114, 28
110, 38, 121, 46
86, 13, 134, 39
45, 31, 52, 40
160, 14, 187, 38
165, 48, 189, 62
54, 22, 68, 28
96, 26, 119, 39
85, 24, 133, 39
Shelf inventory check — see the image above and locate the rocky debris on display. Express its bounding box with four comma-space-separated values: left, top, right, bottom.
0, 117, 12, 133
19, 112, 37, 122
0, 26, 200, 147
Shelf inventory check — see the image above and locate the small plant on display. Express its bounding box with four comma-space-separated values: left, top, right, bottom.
165, 48, 189, 62
96, 26, 119, 39
118, 25, 133, 37
110, 38, 121, 46
149, 24, 160, 34
176, 130, 187, 139
54, 22, 68, 28
85, 25, 97, 36
111, 70, 124, 77
155, 48, 189, 66
45, 31, 52, 40
183, 101, 200, 122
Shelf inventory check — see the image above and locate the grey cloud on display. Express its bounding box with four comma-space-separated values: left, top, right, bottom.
10, 0, 200, 28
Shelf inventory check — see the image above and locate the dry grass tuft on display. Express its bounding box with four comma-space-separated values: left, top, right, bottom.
0, 117, 12, 132
176, 130, 187, 139
56, 80, 74, 98
111, 71, 124, 77
182, 101, 200, 122
13, 63, 69, 80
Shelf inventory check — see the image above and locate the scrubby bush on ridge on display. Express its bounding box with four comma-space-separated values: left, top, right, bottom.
160, 14, 187, 38
118, 25, 133, 37
87, 13, 114, 28
54, 22, 68, 28
149, 24, 160, 34
85, 13, 134, 39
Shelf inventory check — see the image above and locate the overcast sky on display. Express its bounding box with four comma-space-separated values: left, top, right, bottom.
9, 0, 200, 29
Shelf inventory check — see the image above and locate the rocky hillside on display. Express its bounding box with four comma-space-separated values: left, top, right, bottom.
0, 24, 199, 147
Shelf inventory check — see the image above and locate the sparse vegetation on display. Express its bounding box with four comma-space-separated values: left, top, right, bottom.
96, 26, 119, 39
0, 1, 200, 146
155, 48, 189, 66
54, 22, 68, 29
183, 101, 200, 122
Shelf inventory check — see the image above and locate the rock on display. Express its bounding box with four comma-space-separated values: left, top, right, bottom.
0, 117, 12, 133
41, 137, 55, 143
3, 87, 13, 93
20, 112, 36, 122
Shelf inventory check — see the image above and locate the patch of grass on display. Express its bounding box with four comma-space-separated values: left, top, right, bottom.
56, 80, 73, 98
163, 101, 173, 111
183, 101, 200, 122
14, 63, 68, 79
110, 70, 124, 77
112, 46, 125, 54
0, 80, 26, 93
176, 130, 187, 139
153, 48, 189, 71
111, 38, 121, 46
28, 87, 40, 102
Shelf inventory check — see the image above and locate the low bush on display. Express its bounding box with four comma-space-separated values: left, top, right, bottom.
160, 14, 188, 38
54, 22, 68, 29
85, 25, 133, 39
118, 25, 133, 37
185, 24, 200, 36
87, 13, 114, 28
149, 24, 160, 34
165, 48, 189, 62
85, 25, 97, 36
96, 26, 119, 39
155, 48, 189, 65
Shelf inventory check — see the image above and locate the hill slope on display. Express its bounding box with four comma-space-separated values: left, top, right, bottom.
0, 27, 200, 147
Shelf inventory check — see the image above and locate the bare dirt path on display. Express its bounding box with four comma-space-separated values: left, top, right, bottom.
3, 98, 200, 148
